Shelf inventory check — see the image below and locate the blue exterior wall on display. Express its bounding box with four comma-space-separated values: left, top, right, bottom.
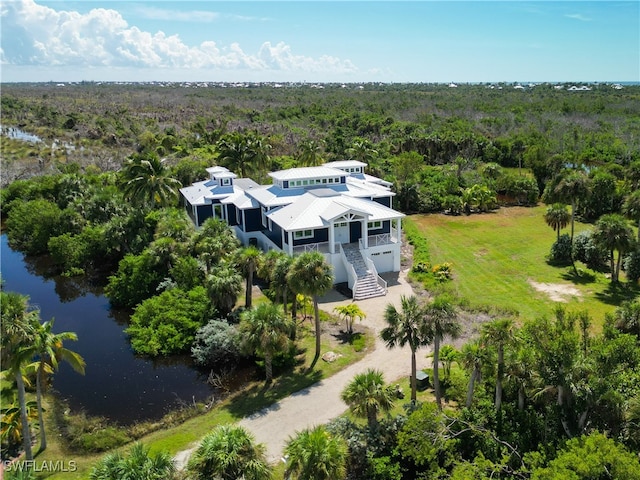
244, 209, 262, 232
374, 197, 391, 208
293, 228, 329, 246
264, 223, 283, 248
226, 205, 238, 226
368, 220, 391, 235
196, 205, 214, 226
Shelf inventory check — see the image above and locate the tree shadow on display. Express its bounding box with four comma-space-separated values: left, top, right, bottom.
224, 366, 322, 420
561, 268, 598, 285
594, 282, 640, 306
331, 330, 358, 345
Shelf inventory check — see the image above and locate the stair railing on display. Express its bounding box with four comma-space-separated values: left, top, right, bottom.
365, 257, 387, 294
338, 243, 359, 298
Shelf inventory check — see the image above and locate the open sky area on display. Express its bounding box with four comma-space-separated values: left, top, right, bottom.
1, 1, 638, 83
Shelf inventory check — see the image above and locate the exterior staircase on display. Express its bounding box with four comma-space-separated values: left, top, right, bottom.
342, 243, 387, 300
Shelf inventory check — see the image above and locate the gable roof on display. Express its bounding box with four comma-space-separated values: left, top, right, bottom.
267, 190, 403, 231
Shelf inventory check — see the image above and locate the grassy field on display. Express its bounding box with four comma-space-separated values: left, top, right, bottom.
409, 205, 639, 327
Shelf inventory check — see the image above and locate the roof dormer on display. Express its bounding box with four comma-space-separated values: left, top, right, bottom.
206, 166, 237, 187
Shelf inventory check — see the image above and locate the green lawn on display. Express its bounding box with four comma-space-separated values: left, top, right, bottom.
409, 206, 639, 327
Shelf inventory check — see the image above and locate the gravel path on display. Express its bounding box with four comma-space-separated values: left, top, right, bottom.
174, 269, 429, 467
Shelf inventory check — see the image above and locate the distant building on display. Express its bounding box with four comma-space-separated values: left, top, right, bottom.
180, 161, 404, 299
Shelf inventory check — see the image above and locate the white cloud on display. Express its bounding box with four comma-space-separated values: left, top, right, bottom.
565, 13, 591, 22
1, 0, 357, 76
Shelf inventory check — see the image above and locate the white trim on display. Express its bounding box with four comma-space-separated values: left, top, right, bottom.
294, 229, 314, 240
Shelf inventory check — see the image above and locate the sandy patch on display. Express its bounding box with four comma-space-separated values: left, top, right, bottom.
528, 280, 582, 302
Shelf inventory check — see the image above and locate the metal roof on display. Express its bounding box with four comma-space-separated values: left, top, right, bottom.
268, 166, 345, 181
267, 191, 403, 231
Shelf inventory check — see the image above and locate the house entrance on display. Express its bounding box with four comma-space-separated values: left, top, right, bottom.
334, 222, 349, 244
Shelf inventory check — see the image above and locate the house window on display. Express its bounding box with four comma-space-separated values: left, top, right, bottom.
294, 229, 314, 239
336, 222, 347, 227
213, 204, 223, 219
221, 178, 231, 186
368, 221, 382, 229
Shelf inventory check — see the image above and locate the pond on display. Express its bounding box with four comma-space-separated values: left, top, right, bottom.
1, 234, 220, 425
0, 125, 43, 143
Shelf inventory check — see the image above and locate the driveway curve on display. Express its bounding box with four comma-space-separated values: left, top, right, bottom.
175, 269, 430, 467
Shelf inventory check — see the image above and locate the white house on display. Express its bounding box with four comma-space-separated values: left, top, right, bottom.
180, 160, 405, 299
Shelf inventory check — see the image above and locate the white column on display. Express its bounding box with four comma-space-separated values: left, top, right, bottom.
288, 231, 293, 255
362, 219, 368, 249
281, 229, 286, 251
329, 222, 335, 254
396, 218, 402, 242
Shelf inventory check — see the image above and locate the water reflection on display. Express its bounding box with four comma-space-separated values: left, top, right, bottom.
0, 125, 43, 143
1, 234, 224, 425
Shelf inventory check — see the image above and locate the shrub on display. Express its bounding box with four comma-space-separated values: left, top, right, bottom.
624, 248, 640, 283
191, 319, 241, 368
411, 261, 431, 274
573, 230, 609, 271
432, 262, 453, 281
126, 286, 211, 356
549, 234, 573, 265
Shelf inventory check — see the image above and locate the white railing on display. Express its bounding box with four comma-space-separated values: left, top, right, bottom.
292, 241, 330, 254
338, 243, 359, 296
365, 257, 388, 293
368, 233, 391, 247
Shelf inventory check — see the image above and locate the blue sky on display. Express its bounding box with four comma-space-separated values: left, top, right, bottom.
1, 1, 638, 83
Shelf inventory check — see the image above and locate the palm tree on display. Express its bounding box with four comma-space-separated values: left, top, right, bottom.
482, 318, 515, 413
341, 368, 395, 430
217, 131, 271, 179
239, 303, 295, 384
206, 264, 243, 317
120, 153, 182, 209
623, 190, 640, 242
235, 246, 263, 309
284, 425, 348, 480
297, 138, 324, 167
553, 171, 590, 244
258, 250, 292, 312
1, 291, 38, 460
90, 442, 176, 480
187, 424, 272, 480
30, 317, 85, 451
424, 295, 461, 409
545, 203, 571, 241
346, 137, 378, 163
333, 304, 366, 336
592, 213, 634, 283
287, 252, 334, 369
381, 295, 429, 403
459, 339, 488, 408
192, 218, 240, 273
